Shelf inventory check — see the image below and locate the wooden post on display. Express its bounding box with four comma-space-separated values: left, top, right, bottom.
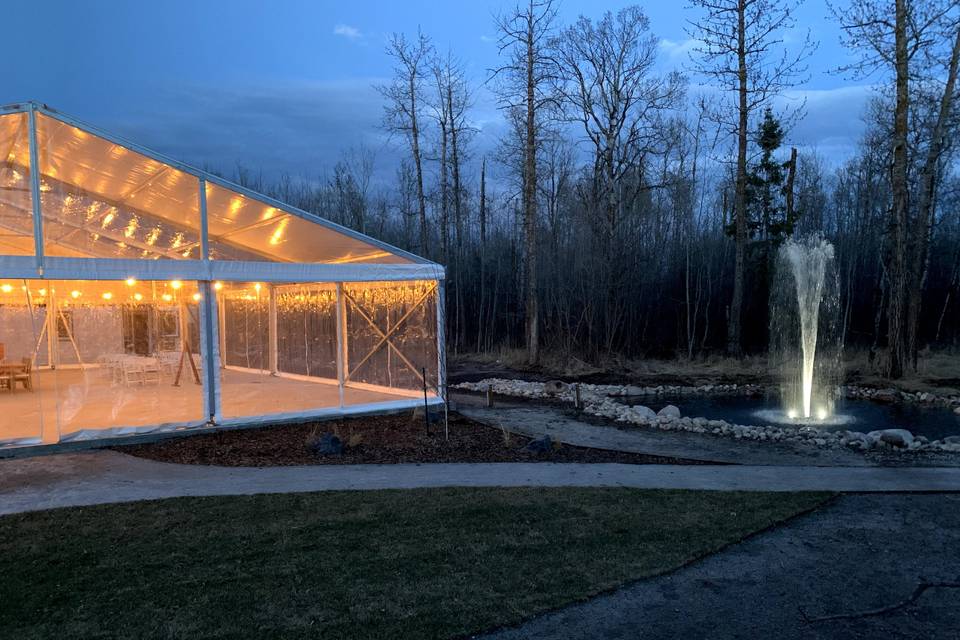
486, 384, 493, 408
575, 383, 582, 410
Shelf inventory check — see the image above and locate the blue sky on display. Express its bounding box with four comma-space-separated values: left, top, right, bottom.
6, 0, 873, 185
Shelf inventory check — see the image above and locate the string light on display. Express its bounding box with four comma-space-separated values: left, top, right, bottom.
102, 292, 113, 301
214, 282, 223, 291
134, 293, 143, 302
0, 284, 12, 293
71, 290, 81, 299
193, 293, 202, 302
162, 293, 173, 302
126, 278, 136, 286
170, 280, 183, 290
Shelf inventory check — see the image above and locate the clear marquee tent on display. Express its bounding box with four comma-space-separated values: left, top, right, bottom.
0, 102, 445, 447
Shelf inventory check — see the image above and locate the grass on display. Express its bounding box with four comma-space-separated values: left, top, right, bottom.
0, 488, 832, 639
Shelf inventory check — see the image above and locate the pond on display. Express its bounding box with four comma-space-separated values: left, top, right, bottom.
620, 393, 960, 441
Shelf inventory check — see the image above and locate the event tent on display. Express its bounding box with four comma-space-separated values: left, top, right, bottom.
0, 102, 445, 447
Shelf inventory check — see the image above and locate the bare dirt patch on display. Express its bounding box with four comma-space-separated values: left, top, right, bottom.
113, 412, 708, 467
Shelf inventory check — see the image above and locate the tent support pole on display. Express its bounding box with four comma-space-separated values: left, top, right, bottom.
199, 281, 221, 424
268, 284, 278, 375
27, 104, 44, 273
437, 279, 447, 400
336, 283, 347, 408
47, 288, 57, 368
218, 289, 226, 368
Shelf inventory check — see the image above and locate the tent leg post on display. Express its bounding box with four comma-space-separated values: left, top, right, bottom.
199, 281, 221, 424
336, 283, 347, 409
268, 284, 278, 376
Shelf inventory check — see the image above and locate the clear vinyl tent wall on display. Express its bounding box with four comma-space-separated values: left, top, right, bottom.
0, 102, 445, 447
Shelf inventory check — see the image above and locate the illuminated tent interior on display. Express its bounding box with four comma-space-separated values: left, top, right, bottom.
0, 103, 445, 447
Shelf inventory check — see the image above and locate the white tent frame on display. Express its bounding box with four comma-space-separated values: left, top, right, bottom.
0, 102, 447, 446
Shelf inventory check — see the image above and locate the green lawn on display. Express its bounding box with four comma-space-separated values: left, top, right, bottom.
0, 488, 832, 639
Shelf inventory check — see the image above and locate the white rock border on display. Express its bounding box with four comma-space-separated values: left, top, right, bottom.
453, 378, 960, 454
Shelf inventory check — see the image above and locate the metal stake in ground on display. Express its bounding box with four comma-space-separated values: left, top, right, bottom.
422, 366, 430, 435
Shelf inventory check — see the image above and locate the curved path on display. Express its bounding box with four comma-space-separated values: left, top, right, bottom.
456, 397, 960, 467
482, 493, 960, 640
3, 450, 960, 516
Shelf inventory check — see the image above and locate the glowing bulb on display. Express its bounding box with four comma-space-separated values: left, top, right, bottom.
170, 280, 182, 290
162, 293, 173, 302
126, 278, 136, 286
254, 283, 262, 293
213, 282, 223, 291
787, 409, 798, 420
102, 292, 113, 301
38, 288, 47, 297
134, 293, 143, 302
817, 408, 828, 421
192, 293, 201, 302
0, 284, 12, 293
71, 290, 81, 299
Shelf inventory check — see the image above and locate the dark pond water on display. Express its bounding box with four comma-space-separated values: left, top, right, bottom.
620, 394, 960, 441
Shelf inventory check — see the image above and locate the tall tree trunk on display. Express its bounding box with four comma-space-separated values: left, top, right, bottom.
784, 147, 797, 223
410, 74, 428, 257
885, 0, 910, 379
905, 25, 960, 369
524, 6, 540, 366
726, 0, 748, 358
477, 158, 487, 353
448, 83, 465, 351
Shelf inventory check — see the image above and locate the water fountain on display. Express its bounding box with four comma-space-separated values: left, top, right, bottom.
759, 234, 847, 427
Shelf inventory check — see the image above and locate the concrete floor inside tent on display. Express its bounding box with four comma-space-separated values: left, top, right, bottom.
0, 367, 413, 444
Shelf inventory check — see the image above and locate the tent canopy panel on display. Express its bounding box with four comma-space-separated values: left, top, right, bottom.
204, 183, 414, 264
0, 108, 422, 267
0, 113, 35, 257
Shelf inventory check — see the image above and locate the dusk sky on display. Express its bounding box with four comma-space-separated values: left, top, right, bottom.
7, 0, 874, 185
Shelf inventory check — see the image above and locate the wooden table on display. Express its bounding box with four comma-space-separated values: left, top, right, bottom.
0, 363, 30, 392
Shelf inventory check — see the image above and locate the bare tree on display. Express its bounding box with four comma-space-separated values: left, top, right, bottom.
429, 51, 474, 349
377, 31, 433, 256
834, 0, 960, 376
688, 0, 814, 357
551, 5, 685, 353
553, 6, 685, 238
492, 0, 559, 365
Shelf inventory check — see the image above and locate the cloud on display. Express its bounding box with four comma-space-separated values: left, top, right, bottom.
333, 24, 362, 41
103, 79, 400, 184
480, 34, 494, 43
659, 38, 699, 61
779, 84, 875, 162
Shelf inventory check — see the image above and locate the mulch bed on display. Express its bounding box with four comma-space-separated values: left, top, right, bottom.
113, 411, 707, 467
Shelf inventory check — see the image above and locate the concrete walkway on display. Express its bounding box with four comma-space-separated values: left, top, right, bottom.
3, 450, 960, 516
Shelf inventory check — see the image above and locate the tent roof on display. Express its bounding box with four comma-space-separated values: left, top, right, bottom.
0, 102, 434, 268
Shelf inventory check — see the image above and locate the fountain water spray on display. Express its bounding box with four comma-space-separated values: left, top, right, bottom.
767, 234, 843, 426
784, 239, 832, 418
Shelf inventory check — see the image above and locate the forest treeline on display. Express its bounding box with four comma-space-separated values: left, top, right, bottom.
228, 0, 960, 380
